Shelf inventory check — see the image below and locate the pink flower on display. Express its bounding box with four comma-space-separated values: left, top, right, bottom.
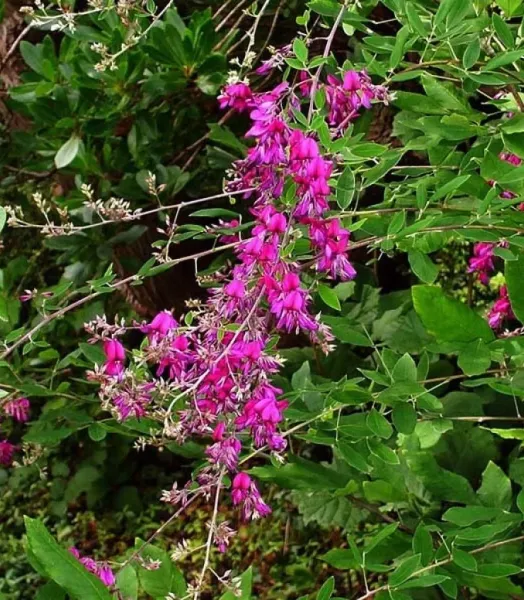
103, 339, 125, 378
0, 440, 15, 466
3, 397, 30, 422
269, 272, 318, 333
69, 547, 115, 587
231, 473, 271, 520
488, 285, 514, 329
141, 311, 178, 344
468, 243, 495, 285
218, 82, 253, 112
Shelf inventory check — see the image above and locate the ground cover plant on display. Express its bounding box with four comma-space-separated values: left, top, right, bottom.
3, 0, 524, 598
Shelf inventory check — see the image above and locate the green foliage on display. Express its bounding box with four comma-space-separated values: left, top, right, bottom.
4, 0, 524, 598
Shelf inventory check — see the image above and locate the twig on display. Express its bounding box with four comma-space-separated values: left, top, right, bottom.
12, 187, 253, 233
0, 241, 241, 360
120, 491, 201, 569
355, 535, 524, 600
0, 23, 32, 74
307, 2, 347, 123
193, 471, 225, 599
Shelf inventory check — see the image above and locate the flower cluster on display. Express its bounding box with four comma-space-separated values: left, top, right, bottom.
89, 69, 386, 539
69, 547, 115, 587
0, 397, 31, 466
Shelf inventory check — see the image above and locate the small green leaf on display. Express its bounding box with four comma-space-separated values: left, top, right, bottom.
412, 525, 434, 566
478, 461, 512, 511
367, 439, 399, 464
493, 12, 515, 46
367, 409, 393, 439
405, 3, 426, 37
408, 251, 439, 283
318, 284, 341, 311
463, 39, 480, 69
0, 207, 6, 234
413, 285, 494, 345
457, 339, 491, 376
392, 353, 417, 382
388, 211, 406, 235
365, 523, 399, 554
88, 423, 107, 442
336, 166, 356, 209
432, 175, 470, 201
506, 254, 524, 323
116, 565, 138, 600
293, 38, 308, 62
517, 489, 524, 513
389, 554, 422, 587
453, 548, 477, 571
392, 403, 417, 434
496, 0, 522, 18
55, 136, 81, 169
316, 576, 335, 600
338, 443, 370, 473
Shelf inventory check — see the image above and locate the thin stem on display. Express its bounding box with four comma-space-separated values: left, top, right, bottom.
120, 491, 201, 569
194, 471, 225, 599
307, 2, 347, 123
0, 24, 33, 73
0, 242, 241, 361
356, 535, 524, 600
12, 188, 253, 233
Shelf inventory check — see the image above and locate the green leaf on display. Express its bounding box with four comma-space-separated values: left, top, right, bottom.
458, 339, 491, 376
463, 39, 480, 69
477, 563, 522, 577
442, 506, 502, 526
405, 3, 427, 37
317, 576, 335, 600
484, 49, 524, 70
367, 409, 393, 439
493, 12, 515, 46
321, 549, 359, 569
453, 548, 478, 571
322, 316, 372, 346
367, 439, 399, 464
24, 517, 112, 600
506, 254, 524, 324
496, 0, 522, 17
136, 541, 185, 597
412, 285, 494, 344
388, 211, 406, 235
116, 565, 138, 600
389, 25, 410, 69
318, 284, 341, 311
432, 175, 470, 201
399, 575, 449, 589
337, 166, 356, 209
517, 489, 524, 514
408, 250, 439, 283
55, 136, 81, 169
391, 353, 417, 382
220, 567, 252, 600
293, 38, 308, 62
338, 443, 370, 473
87, 423, 107, 442
392, 403, 417, 434
0, 206, 6, 234
36, 582, 66, 600
389, 554, 422, 587
421, 75, 470, 114
20, 41, 45, 75
365, 523, 399, 554
412, 525, 434, 566
478, 461, 512, 510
